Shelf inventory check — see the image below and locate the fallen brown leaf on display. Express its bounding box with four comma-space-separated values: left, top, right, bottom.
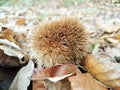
32, 64, 107, 90
0, 27, 23, 48
112, 33, 120, 41
16, 18, 26, 25
68, 69, 107, 90
0, 27, 16, 42
0, 49, 24, 67
1, 27, 15, 36
113, 87, 120, 90
32, 64, 77, 90
0, 27, 29, 67
83, 54, 120, 88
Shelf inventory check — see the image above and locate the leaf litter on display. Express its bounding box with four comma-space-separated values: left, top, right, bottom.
0, 0, 120, 90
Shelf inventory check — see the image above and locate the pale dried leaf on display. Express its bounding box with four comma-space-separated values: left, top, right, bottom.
9, 60, 34, 90
47, 73, 74, 82
107, 48, 120, 59
104, 19, 120, 33
0, 39, 21, 50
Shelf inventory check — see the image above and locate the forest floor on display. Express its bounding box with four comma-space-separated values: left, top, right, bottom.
0, 0, 120, 53
0, 0, 120, 90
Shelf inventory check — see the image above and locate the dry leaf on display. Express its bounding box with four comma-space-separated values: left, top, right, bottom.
0, 45, 29, 67
0, 49, 25, 67
32, 64, 77, 90
112, 34, 120, 41
113, 87, 120, 90
0, 27, 16, 43
104, 19, 120, 33
32, 64, 107, 90
106, 48, 120, 59
0, 27, 29, 67
9, 60, 34, 90
83, 54, 120, 88
14, 32, 26, 43
0, 27, 23, 48
0, 27, 30, 90
16, 18, 26, 25
68, 69, 107, 90
1, 27, 15, 36
0, 17, 8, 24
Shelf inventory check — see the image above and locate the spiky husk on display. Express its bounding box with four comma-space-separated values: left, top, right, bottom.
31, 17, 87, 67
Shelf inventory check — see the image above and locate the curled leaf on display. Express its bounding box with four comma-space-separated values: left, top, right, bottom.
0, 27, 29, 67
32, 64, 77, 90
32, 64, 107, 90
